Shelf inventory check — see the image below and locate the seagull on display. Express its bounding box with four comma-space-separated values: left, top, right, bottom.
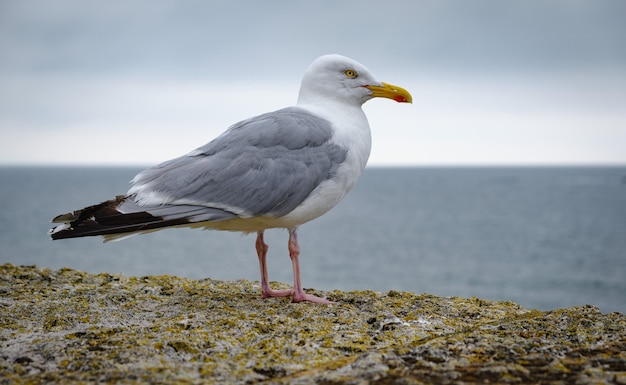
49, 54, 412, 303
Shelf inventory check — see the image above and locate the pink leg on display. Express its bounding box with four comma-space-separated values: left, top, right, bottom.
255, 231, 292, 298
288, 228, 332, 304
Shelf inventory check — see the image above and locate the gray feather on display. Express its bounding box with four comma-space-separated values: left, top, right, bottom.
130, 107, 347, 218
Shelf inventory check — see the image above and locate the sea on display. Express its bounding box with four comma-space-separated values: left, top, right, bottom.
1, 166, 624, 313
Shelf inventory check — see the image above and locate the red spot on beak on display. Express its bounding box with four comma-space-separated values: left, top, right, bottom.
394, 95, 408, 103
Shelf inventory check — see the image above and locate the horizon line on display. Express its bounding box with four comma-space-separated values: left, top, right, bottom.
2, 162, 626, 169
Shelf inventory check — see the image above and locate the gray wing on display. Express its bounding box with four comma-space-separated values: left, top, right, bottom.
128, 107, 347, 219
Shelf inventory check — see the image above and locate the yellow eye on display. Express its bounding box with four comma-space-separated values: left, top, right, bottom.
344, 69, 358, 78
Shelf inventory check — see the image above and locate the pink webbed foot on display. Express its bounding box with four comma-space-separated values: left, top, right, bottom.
261, 287, 293, 299
262, 287, 332, 304
287, 228, 332, 304
291, 290, 333, 304
254, 229, 332, 304
256, 231, 292, 299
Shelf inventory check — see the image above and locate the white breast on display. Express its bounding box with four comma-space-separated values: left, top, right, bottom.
273, 102, 372, 229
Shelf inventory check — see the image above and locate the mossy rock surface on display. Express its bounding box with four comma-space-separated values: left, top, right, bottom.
1, 263, 624, 384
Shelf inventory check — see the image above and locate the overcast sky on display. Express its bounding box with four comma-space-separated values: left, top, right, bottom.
1, 0, 625, 166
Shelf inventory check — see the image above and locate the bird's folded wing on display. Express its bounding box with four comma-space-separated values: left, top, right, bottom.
50, 107, 348, 240
128, 107, 347, 218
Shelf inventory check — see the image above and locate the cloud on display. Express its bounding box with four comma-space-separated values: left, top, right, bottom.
1, 0, 625, 165
367, 72, 626, 165
2, 1, 625, 78
0, 75, 296, 165
2, 69, 624, 166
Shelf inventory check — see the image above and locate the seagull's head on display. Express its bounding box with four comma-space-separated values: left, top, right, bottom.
297, 54, 412, 107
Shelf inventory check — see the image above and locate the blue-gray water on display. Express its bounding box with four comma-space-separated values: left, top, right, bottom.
1, 166, 624, 313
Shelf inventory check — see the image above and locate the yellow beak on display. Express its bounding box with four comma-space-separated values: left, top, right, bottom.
366, 82, 412, 103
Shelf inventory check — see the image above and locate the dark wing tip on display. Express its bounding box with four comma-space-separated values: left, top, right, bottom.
52, 212, 76, 223
47, 195, 199, 240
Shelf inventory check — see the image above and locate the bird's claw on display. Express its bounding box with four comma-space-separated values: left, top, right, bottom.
262, 287, 332, 304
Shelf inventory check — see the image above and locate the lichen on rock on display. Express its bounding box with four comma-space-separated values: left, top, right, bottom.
1, 264, 624, 384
